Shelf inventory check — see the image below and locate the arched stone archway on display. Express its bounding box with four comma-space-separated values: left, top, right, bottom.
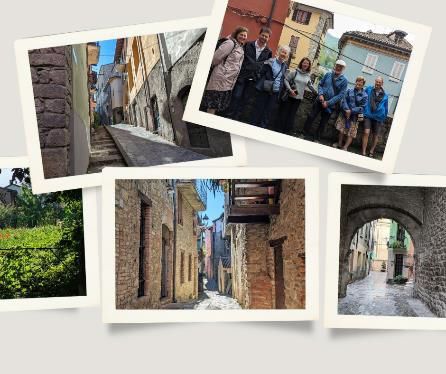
338, 185, 425, 298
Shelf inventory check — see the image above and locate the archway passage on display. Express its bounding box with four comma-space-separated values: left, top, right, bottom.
337, 185, 446, 318
338, 218, 435, 317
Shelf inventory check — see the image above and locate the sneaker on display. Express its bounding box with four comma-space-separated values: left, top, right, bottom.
332, 142, 339, 148
298, 134, 305, 139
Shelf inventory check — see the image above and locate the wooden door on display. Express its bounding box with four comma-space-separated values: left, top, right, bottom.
394, 254, 404, 277
274, 245, 286, 309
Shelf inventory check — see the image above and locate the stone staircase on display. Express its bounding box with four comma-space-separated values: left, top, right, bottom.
87, 126, 126, 173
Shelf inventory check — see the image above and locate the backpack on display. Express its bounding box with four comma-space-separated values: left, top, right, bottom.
207, 38, 236, 84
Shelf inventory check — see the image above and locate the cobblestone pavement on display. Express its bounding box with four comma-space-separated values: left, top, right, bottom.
108, 124, 208, 167
338, 271, 435, 317
162, 279, 241, 310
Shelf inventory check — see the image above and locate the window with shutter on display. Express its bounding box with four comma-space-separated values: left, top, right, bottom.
390, 61, 405, 82
362, 53, 378, 74
292, 9, 312, 25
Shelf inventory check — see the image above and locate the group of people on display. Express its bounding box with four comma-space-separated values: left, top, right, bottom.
201, 26, 389, 158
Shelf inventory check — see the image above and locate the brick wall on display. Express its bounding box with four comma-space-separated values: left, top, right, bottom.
115, 179, 174, 309
29, 46, 72, 178
175, 192, 199, 302
231, 179, 306, 309
415, 188, 446, 317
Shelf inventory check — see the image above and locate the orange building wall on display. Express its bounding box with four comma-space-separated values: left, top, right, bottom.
221, 0, 290, 53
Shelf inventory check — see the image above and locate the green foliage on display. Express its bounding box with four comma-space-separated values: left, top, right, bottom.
393, 275, 408, 284
14, 187, 63, 227
0, 226, 62, 249
0, 188, 86, 299
0, 204, 16, 228
390, 240, 406, 249
0, 249, 80, 298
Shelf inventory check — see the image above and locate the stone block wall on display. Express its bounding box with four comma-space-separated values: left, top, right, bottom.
115, 179, 174, 309
175, 192, 199, 302
169, 38, 233, 158
231, 179, 306, 309
29, 46, 72, 178
415, 187, 446, 317
269, 179, 306, 309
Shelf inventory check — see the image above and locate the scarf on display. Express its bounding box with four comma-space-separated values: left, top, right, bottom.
370, 88, 385, 113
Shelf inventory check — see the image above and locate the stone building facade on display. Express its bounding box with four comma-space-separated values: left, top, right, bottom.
115, 179, 205, 309
415, 188, 446, 317
121, 31, 233, 158
29, 43, 98, 178
115, 179, 175, 309
229, 179, 306, 309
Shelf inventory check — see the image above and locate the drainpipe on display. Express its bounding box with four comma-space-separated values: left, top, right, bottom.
157, 34, 177, 144
172, 179, 178, 303
267, 0, 277, 26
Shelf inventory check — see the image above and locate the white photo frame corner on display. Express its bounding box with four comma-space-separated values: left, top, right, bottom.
184, 0, 432, 174
101, 166, 319, 323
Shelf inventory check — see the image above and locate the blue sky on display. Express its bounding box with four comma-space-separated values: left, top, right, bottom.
198, 180, 224, 225
0, 169, 13, 187
92, 39, 117, 74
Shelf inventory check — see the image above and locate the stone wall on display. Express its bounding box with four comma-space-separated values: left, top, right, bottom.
129, 60, 174, 142
29, 46, 72, 178
415, 188, 446, 317
175, 191, 198, 302
115, 179, 174, 309
293, 92, 391, 156
168, 38, 233, 158
269, 179, 306, 308
230, 179, 306, 309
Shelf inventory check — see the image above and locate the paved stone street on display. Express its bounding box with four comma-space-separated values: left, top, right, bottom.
107, 124, 208, 167
338, 271, 436, 317
162, 279, 241, 310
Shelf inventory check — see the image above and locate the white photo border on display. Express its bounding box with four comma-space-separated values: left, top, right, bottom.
15, 16, 247, 195
184, 0, 432, 174
324, 172, 446, 330
0, 157, 100, 312
101, 166, 319, 323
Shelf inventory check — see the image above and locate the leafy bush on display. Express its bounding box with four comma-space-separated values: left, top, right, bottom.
0, 226, 62, 249
0, 249, 80, 298
0, 188, 86, 299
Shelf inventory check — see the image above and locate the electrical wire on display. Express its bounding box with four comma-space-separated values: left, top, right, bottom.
226, 5, 409, 83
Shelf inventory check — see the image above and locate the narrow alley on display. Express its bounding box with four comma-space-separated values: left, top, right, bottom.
87, 126, 126, 173
338, 271, 435, 317
162, 279, 241, 310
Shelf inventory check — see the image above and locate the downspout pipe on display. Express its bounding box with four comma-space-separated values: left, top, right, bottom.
268, 0, 277, 26
172, 179, 177, 303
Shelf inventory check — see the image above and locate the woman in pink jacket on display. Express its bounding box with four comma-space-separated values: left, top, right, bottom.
202, 26, 248, 114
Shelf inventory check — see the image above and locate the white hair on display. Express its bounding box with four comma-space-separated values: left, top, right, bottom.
277, 45, 291, 55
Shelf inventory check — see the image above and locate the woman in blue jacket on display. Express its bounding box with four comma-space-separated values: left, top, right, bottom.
334, 76, 368, 152
362, 76, 388, 157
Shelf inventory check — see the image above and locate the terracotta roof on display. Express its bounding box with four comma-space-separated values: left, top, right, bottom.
339, 30, 412, 55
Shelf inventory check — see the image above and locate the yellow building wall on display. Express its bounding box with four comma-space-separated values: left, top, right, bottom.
175, 195, 199, 302
125, 35, 161, 106
278, 11, 321, 67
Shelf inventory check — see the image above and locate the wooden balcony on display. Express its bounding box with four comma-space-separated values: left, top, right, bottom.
176, 180, 206, 211
227, 180, 281, 224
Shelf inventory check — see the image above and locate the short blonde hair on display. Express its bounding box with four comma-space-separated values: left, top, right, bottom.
355, 76, 366, 84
